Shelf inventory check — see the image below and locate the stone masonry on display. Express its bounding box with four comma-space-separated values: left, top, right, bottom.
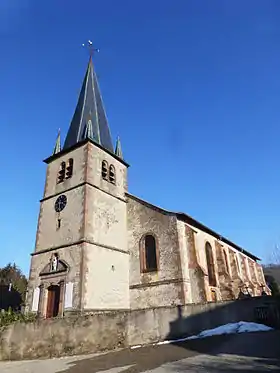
215, 241, 234, 301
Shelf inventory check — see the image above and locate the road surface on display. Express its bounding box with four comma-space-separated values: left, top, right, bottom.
1, 330, 280, 372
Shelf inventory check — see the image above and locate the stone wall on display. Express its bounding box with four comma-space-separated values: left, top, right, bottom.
184, 225, 206, 303
185, 221, 267, 301
0, 297, 273, 361
84, 242, 130, 310
127, 195, 184, 309
0, 311, 127, 361
214, 241, 234, 300
228, 249, 242, 297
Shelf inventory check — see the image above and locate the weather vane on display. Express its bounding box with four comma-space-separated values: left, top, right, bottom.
82, 40, 100, 57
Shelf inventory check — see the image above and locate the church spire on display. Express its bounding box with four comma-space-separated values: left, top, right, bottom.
115, 137, 123, 159
63, 54, 114, 153
53, 129, 61, 155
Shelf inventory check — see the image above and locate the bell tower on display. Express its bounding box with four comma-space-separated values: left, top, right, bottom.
27, 53, 130, 316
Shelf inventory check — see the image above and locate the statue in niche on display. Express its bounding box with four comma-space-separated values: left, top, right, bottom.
50, 253, 59, 272
40, 256, 68, 277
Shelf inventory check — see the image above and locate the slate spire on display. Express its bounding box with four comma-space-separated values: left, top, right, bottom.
115, 137, 123, 159
53, 129, 61, 155
63, 57, 114, 153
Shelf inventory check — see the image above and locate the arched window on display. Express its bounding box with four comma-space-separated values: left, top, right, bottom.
57, 161, 66, 184
205, 242, 216, 286
141, 234, 158, 273
109, 164, 116, 184
223, 249, 229, 273
66, 158, 74, 179
101, 160, 108, 180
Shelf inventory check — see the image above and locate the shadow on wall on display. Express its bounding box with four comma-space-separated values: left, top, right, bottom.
0, 285, 22, 311
166, 296, 280, 343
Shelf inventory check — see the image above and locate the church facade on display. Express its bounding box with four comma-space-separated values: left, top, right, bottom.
26, 58, 269, 318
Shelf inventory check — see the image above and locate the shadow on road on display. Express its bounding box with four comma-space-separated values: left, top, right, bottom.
58, 298, 280, 373
164, 301, 280, 371
59, 331, 280, 373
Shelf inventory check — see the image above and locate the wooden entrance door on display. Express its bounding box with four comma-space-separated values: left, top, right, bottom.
46, 285, 60, 318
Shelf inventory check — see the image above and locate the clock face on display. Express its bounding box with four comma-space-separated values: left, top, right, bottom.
54, 195, 67, 213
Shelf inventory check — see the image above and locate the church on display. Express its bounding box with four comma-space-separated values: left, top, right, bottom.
26, 56, 269, 318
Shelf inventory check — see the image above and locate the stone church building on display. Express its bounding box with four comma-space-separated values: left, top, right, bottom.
26, 57, 268, 318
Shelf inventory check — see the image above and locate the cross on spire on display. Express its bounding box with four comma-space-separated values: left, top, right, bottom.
82, 40, 100, 58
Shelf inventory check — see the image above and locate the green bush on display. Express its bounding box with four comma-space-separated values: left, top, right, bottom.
0, 307, 36, 327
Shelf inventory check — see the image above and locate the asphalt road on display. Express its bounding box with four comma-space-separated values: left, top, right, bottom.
1, 331, 280, 373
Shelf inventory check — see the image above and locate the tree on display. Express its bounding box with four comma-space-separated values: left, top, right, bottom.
263, 244, 280, 296
0, 263, 28, 310
265, 274, 280, 297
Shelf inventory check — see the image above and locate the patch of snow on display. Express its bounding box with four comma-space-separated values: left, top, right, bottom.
237, 321, 273, 333
187, 321, 273, 340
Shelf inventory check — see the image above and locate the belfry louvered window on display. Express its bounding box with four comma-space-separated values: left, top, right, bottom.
109, 165, 116, 184
66, 158, 74, 179
57, 159, 74, 184
102, 160, 108, 180
57, 162, 66, 184
101, 161, 116, 184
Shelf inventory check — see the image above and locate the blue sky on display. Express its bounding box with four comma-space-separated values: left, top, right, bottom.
0, 1, 280, 274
